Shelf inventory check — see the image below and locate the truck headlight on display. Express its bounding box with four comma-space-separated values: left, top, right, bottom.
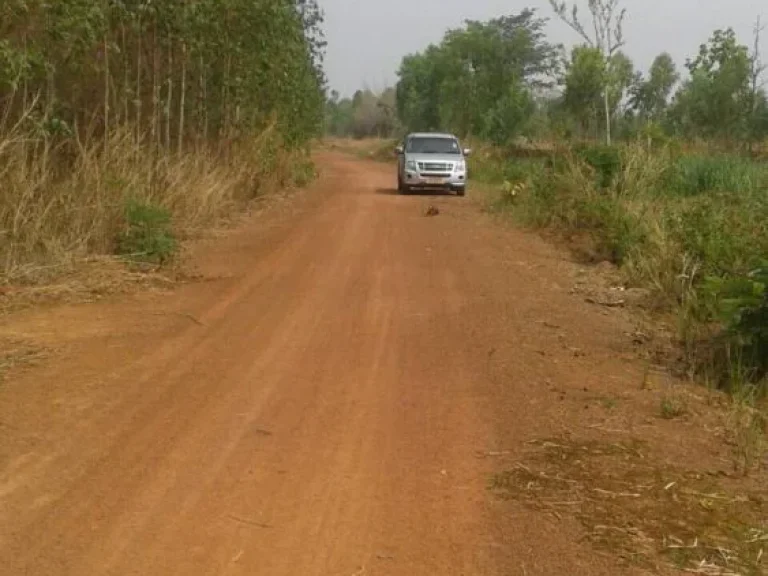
406, 160, 417, 171
454, 160, 466, 173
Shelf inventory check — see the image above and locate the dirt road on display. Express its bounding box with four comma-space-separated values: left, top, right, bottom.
0, 152, 729, 575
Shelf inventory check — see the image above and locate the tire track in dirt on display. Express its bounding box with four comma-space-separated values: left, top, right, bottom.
0, 151, 698, 576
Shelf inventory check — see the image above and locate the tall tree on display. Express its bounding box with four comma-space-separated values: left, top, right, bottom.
395, 9, 559, 138
606, 51, 634, 114
629, 53, 679, 121
549, 0, 627, 144
748, 16, 767, 150
0, 0, 327, 148
324, 88, 400, 138
669, 28, 752, 142
563, 45, 605, 137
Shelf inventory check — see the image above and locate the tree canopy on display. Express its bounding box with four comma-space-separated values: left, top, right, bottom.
0, 0, 327, 148
383, 6, 767, 149
394, 9, 560, 143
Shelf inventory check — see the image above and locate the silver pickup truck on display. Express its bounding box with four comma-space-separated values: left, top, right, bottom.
394, 132, 470, 196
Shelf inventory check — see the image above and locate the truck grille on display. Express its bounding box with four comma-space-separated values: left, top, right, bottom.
418, 162, 452, 172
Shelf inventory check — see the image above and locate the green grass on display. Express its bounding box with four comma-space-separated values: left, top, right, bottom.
660, 154, 768, 197
474, 142, 768, 394
116, 200, 177, 264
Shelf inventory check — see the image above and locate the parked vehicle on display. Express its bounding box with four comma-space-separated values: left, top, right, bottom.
394, 132, 470, 196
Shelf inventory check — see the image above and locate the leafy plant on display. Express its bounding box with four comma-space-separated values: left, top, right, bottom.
572, 143, 622, 188
116, 200, 176, 264
705, 263, 768, 388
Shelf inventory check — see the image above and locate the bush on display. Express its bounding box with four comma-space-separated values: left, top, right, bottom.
480, 141, 768, 389
572, 143, 622, 189
290, 156, 318, 188
704, 263, 768, 390
116, 201, 177, 264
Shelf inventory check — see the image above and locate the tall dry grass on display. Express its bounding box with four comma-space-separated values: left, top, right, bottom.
0, 119, 308, 284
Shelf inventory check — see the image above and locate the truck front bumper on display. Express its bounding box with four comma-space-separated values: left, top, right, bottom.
403, 171, 466, 189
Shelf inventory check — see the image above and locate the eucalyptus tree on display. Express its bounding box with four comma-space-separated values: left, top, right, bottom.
0, 0, 326, 149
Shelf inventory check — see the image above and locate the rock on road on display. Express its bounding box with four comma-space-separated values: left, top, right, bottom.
0, 152, 648, 575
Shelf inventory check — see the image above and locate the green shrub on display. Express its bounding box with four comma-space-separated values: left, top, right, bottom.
704, 263, 768, 389
116, 200, 177, 264
572, 143, 622, 189
290, 156, 317, 187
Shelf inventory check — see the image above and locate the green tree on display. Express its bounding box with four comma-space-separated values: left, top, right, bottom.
396, 50, 445, 132
607, 51, 635, 112
0, 0, 326, 148
549, 0, 628, 144
669, 28, 752, 142
747, 17, 767, 150
563, 45, 605, 137
483, 79, 535, 144
629, 52, 679, 120
325, 88, 400, 138
395, 9, 559, 139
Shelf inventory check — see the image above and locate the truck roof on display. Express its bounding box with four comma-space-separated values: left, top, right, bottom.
407, 132, 457, 139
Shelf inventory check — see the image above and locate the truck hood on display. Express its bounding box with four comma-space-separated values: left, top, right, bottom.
404, 153, 463, 164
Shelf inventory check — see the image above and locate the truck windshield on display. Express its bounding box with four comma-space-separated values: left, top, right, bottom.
406, 137, 460, 155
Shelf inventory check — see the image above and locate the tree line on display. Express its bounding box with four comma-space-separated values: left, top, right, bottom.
0, 0, 326, 149
332, 2, 768, 149
324, 87, 399, 139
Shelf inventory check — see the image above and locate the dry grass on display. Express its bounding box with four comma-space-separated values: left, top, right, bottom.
491, 438, 767, 575
660, 386, 689, 420
1, 119, 304, 286
726, 390, 768, 477
321, 137, 396, 163
0, 256, 183, 314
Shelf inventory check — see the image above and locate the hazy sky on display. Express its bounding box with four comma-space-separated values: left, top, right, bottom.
319, 0, 765, 97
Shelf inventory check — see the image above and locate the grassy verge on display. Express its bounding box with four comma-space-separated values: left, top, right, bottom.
1, 123, 315, 286
492, 436, 766, 574
473, 142, 767, 397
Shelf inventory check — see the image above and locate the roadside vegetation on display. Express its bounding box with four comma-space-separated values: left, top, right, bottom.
0, 0, 325, 284
328, 3, 768, 404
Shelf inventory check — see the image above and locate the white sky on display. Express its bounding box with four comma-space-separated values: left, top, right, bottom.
319, 0, 766, 97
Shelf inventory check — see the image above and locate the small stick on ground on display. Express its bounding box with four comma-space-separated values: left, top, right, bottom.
154, 311, 206, 326
226, 514, 271, 529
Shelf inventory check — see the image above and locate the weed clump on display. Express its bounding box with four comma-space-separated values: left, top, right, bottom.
116, 201, 176, 264
660, 393, 687, 419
